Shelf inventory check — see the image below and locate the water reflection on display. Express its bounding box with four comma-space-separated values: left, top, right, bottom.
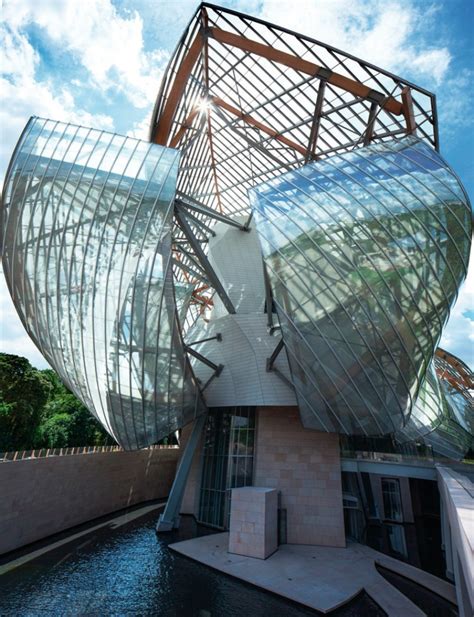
0, 509, 384, 617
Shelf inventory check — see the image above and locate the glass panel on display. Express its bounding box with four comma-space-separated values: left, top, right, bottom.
2, 117, 206, 449
250, 137, 471, 440
386, 524, 408, 558
382, 478, 403, 522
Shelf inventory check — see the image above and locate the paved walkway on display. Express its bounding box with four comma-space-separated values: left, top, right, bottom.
170, 534, 456, 616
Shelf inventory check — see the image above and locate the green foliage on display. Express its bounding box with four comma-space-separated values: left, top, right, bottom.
0, 353, 115, 451
0, 354, 51, 450
39, 413, 74, 448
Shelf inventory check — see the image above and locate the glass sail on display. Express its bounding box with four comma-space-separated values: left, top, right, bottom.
250, 137, 471, 437
1, 117, 205, 449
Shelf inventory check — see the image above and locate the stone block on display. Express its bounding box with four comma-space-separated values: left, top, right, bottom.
228, 487, 278, 559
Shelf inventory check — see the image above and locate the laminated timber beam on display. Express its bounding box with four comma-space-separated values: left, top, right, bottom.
211, 96, 308, 156
401, 86, 417, 135
208, 27, 404, 116
154, 23, 410, 148
154, 32, 204, 145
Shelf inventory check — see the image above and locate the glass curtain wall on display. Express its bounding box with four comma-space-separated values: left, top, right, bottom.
250, 137, 471, 440
198, 407, 255, 528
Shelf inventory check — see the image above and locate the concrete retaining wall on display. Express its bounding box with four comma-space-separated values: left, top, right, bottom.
0, 447, 179, 555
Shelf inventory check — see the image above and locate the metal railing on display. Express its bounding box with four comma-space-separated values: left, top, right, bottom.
0, 444, 179, 462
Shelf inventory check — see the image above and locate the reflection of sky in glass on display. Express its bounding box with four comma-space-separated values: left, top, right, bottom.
251, 137, 472, 444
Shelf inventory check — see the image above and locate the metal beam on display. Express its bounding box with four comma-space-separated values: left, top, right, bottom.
187, 333, 222, 346
263, 264, 275, 331
305, 80, 326, 163
171, 257, 209, 284
211, 95, 308, 157
156, 413, 208, 532
208, 27, 404, 116
185, 344, 221, 372
176, 195, 247, 231
176, 204, 216, 237
174, 211, 236, 315
266, 338, 285, 372
363, 101, 379, 146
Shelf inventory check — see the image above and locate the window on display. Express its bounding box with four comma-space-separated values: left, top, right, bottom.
386, 524, 408, 558
198, 407, 255, 528
382, 478, 403, 522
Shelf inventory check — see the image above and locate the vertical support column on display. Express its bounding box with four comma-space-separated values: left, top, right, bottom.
156, 412, 208, 532
402, 86, 417, 135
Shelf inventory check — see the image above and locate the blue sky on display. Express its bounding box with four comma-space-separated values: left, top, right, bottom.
1, 0, 473, 369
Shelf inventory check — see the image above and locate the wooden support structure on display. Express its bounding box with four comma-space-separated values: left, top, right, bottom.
154, 32, 204, 145
401, 86, 417, 135
211, 96, 307, 156
208, 27, 404, 116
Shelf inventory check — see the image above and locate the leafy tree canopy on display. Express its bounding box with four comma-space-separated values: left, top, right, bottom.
0, 353, 115, 451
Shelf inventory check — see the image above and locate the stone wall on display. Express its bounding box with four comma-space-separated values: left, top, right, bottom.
254, 406, 345, 547
0, 447, 179, 555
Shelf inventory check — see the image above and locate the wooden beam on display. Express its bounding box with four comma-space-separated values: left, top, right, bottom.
153, 32, 204, 145
401, 86, 417, 135
169, 108, 201, 148
435, 349, 473, 390
209, 27, 404, 116
211, 96, 307, 156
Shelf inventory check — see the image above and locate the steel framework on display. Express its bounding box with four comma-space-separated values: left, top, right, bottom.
148, 3, 439, 323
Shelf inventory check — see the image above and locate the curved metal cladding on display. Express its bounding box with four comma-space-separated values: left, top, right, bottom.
396, 353, 473, 459
249, 136, 472, 437
1, 117, 205, 449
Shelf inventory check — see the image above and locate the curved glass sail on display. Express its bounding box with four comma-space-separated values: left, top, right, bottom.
1, 117, 205, 449
396, 352, 473, 459
250, 137, 472, 436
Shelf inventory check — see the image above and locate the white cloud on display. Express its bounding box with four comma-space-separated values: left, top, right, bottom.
127, 112, 152, 140
0, 23, 115, 180
3, 0, 168, 109
257, 0, 451, 86
440, 252, 474, 368
0, 276, 50, 369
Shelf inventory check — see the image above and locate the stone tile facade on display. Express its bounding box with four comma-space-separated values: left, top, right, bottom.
254, 406, 345, 547
0, 447, 179, 555
229, 487, 278, 559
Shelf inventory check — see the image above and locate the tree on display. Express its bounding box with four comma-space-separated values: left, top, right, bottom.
39, 413, 74, 448
40, 389, 114, 447
0, 354, 51, 450
0, 353, 115, 450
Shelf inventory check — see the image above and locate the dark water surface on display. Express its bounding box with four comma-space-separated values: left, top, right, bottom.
0, 504, 385, 617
